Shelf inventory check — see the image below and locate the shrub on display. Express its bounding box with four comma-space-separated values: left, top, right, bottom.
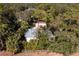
48, 31, 77, 55
23, 40, 38, 50
6, 33, 20, 53
5, 19, 29, 53
63, 19, 77, 25
36, 30, 50, 50
48, 37, 75, 55
0, 38, 3, 50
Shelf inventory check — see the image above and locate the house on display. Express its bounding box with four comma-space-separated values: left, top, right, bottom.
34, 20, 46, 28
25, 20, 54, 42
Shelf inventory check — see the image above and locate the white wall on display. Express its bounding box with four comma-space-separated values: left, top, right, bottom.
35, 22, 46, 28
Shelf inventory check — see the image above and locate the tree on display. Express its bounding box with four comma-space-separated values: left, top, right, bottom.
5, 20, 28, 53
32, 9, 47, 21
36, 29, 50, 50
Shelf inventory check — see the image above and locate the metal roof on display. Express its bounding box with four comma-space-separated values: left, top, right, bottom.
25, 27, 54, 41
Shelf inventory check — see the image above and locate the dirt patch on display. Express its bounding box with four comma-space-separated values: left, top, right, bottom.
15, 51, 63, 56
0, 51, 14, 56
0, 51, 63, 56
70, 53, 79, 56
1, 51, 79, 56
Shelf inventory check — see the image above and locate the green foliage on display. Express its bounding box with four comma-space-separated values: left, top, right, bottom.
50, 31, 78, 55
5, 20, 28, 53
1, 4, 79, 55
0, 4, 4, 13
48, 36, 76, 55
36, 30, 50, 50
6, 33, 19, 53
23, 40, 38, 50
0, 22, 8, 36
33, 9, 47, 21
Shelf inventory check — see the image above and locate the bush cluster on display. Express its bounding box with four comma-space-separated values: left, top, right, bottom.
0, 4, 79, 55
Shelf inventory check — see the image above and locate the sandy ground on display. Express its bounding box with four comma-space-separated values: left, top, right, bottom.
15, 51, 63, 56
0, 51, 14, 56
70, 53, 79, 56
0, 51, 79, 56
0, 51, 63, 56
